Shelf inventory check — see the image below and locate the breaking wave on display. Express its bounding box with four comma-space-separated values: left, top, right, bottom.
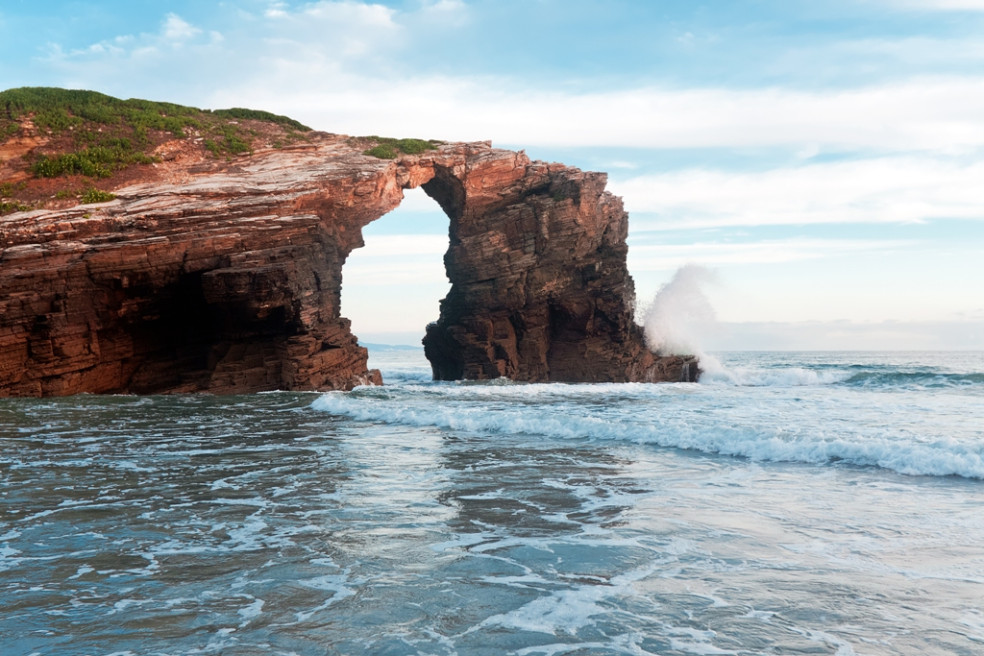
312, 367, 984, 480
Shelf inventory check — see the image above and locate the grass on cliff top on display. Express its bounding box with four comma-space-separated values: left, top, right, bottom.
360, 136, 442, 159
0, 87, 314, 215
0, 87, 310, 137
1, 87, 311, 175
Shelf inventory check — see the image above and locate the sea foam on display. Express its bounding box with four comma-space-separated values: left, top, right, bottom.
311, 373, 984, 479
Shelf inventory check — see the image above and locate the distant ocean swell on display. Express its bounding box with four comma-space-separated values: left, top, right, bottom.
700, 367, 984, 389
842, 370, 984, 388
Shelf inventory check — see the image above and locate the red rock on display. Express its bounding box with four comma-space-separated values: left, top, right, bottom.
0, 135, 698, 396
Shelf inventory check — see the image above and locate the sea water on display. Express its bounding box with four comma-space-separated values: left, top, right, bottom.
1, 350, 982, 655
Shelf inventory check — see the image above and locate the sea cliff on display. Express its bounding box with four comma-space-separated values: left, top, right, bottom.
0, 89, 698, 396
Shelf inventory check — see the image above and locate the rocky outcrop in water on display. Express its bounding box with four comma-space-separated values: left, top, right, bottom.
0, 134, 698, 396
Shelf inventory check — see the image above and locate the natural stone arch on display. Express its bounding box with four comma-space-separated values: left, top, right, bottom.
0, 136, 697, 397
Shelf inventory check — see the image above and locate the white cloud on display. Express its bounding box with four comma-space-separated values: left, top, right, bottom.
627, 238, 915, 270
390, 188, 447, 213
265, 1, 289, 18
46, 12, 209, 66
611, 156, 984, 229
43, 2, 402, 88
343, 260, 448, 285
341, 234, 449, 288
162, 14, 201, 41
416, 0, 469, 26
356, 234, 448, 257
276, 1, 402, 58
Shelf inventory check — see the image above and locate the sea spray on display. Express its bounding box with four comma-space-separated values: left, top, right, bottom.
640, 264, 731, 378
641, 264, 717, 355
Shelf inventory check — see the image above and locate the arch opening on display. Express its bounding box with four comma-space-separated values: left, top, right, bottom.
340, 186, 452, 359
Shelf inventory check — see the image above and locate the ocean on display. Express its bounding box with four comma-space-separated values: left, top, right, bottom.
1, 349, 982, 655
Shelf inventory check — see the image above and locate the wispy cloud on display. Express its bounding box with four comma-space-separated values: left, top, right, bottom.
356, 234, 448, 258
627, 238, 916, 270
162, 13, 200, 41
416, 0, 470, 26
342, 234, 450, 286
612, 156, 984, 229
46, 12, 210, 60
262, 0, 401, 58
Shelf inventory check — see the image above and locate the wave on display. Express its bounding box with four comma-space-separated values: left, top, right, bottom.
701, 367, 984, 389
697, 352, 984, 390
311, 385, 984, 480
700, 366, 851, 387
843, 371, 984, 389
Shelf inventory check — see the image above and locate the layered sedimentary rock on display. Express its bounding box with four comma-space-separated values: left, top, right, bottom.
0, 135, 697, 396
420, 149, 696, 384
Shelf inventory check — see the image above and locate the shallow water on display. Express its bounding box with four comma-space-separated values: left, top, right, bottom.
1, 351, 982, 655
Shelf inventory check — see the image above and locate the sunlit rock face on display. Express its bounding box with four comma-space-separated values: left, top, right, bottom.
0, 135, 697, 396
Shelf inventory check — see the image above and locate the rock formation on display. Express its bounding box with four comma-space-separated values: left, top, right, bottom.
0, 134, 698, 397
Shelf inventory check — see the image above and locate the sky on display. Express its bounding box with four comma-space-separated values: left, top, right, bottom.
2, 0, 983, 350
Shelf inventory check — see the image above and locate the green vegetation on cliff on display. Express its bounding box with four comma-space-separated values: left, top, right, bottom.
0, 87, 310, 140
79, 187, 116, 204
361, 136, 442, 159
0, 87, 314, 215
1, 87, 312, 179
31, 142, 155, 178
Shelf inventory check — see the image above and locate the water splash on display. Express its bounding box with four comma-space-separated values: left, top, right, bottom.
641, 264, 718, 357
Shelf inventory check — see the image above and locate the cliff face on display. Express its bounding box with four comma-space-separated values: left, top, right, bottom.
0, 134, 697, 397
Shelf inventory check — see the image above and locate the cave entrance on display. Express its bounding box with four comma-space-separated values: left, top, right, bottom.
339, 186, 451, 364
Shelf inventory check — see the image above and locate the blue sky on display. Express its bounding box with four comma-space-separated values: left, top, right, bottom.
3, 0, 983, 349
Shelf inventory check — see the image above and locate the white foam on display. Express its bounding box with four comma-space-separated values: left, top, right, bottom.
479, 585, 611, 635
237, 597, 265, 627
515, 640, 623, 656
110, 599, 149, 614
68, 565, 94, 580
0, 543, 22, 572
477, 563, 661, 637
311, 383, 984, 479
700, 364, 851, 387
295, 572, 358, 621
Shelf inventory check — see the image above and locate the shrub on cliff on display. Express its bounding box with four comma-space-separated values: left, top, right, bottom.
31, 143, 155, 178
211, 107, 310, 131
79, 187, 116, 204
362, 136, 441, 159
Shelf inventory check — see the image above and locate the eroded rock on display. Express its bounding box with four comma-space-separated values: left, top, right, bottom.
0, 135, 698, 396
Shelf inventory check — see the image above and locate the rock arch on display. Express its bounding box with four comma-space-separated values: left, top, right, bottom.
0, 137, 697, 396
